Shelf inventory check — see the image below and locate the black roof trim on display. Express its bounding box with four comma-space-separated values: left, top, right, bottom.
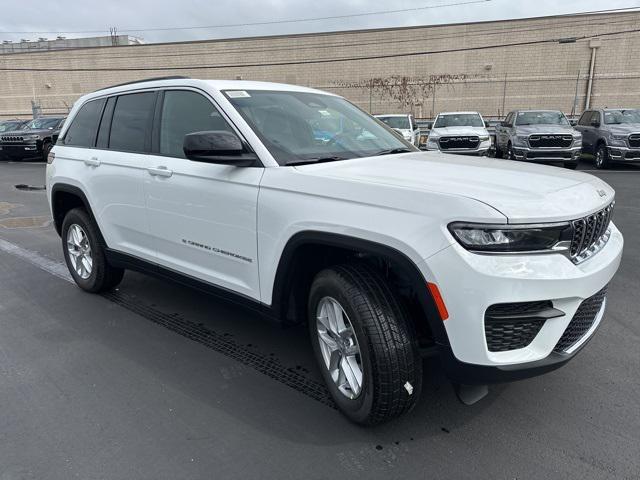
93, 76, 190, 92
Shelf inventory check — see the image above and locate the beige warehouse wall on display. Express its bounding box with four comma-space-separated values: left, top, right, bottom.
0, 11, 639, 120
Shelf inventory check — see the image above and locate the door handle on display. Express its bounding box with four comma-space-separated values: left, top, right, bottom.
84, 157, 100, 167
147, 166, 173, 178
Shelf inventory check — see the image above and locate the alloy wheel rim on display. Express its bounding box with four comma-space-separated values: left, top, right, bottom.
316, 297, 364, 399
66, 224, 93, 279
596, 149, 603, 167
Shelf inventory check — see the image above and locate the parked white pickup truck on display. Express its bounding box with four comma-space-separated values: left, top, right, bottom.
47, 78, 622, 425
374, 113, 420, 146
426, 111, 492, 156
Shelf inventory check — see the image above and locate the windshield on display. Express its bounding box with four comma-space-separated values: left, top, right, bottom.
0, 121, 24, 132
22, 118, 62, 130
225, 90, 414, 165
376, 116, 410, 130
515, 111, 569, 126
604, 109, 640, 124
434, 113, 484, 128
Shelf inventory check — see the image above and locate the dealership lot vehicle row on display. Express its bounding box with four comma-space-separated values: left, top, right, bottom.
0, 161, 639, 479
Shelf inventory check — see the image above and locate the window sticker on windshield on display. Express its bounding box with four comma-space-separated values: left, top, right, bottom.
318, 110, 331, 116
226, 91, 251, 98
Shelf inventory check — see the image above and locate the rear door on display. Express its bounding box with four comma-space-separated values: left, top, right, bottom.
577, 111, 596, 152
84, 91, 157, 261
144, 88, 263, 300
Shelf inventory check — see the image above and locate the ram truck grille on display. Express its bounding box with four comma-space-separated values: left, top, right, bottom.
628, 134, 640, 148
569, 202, 615, 263
439, 136, 479, 150
554, 286, 607, 353
528, 134, 573, 148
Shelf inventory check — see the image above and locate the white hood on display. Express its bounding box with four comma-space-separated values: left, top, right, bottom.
431, 126, 489, 136
295, 152, 614, 223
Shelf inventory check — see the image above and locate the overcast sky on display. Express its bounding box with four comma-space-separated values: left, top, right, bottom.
2, 0, 639, 44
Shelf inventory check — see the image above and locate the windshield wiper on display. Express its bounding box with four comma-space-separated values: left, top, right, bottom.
286, 156, 348, 166
374, 148, 413, 156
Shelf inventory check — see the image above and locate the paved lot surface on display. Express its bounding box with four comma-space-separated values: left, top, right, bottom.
0, 159, 638, 479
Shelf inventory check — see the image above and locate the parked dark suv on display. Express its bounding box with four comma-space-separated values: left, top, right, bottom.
0, 116, 66, 161
575, 109, 640, 169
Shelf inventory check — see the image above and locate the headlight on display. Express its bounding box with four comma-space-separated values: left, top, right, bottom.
26, 134, 40, 140
479, 135, 490, 142
448, 222, 573, 253
514, 135, 529, 146
609, 134, 627, 145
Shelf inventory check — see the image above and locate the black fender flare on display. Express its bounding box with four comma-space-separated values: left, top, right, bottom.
270, 230, 450, 346
50, 183, 95, 235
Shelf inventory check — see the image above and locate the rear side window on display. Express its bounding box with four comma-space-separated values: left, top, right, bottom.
109, 92, 156, 153
159, 90, 235, 158
63, 99, 105, 147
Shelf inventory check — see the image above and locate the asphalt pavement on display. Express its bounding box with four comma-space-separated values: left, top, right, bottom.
0, 159, 638, 479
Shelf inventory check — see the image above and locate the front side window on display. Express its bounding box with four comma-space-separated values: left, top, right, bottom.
64, 99, 105, 147
516, 111, 569, 126
604, 109, 640, 125
225, 90, 413, 165
159, 90, 235, 158
434, 113, 484, 128
578, 111, 592, 126
109, 92, 156, 153
377, 116, 411, 130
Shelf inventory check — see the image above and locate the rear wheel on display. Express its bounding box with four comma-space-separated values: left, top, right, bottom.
308, 263, 422, 426
595, 144, 610, 169
61, 208, 124, 293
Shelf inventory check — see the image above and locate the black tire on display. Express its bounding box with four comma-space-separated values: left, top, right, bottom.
504, 142, 515, 160
61, 208, 124, 293
308, 263, 422, 426
493, 144, 503, 158
42, 140, 53, 163
594, 143, 610, 169
564, 161, 578, 170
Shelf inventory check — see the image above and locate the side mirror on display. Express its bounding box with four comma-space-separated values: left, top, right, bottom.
183, 131, 257, 166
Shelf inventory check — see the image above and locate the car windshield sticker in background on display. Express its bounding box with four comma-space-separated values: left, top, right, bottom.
226, 91, 251, 98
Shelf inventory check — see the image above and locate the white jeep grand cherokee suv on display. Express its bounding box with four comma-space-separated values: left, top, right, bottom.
46, 78, 623, 425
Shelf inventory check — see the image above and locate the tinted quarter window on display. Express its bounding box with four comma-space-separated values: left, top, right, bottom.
159, 90, 235, 158
63, 99, 105, 147
109, 92, 156, 153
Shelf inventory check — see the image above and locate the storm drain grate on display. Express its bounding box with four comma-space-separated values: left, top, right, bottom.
101, 290, 337, 409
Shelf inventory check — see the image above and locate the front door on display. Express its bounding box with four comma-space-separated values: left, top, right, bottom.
144, 89, 263, 300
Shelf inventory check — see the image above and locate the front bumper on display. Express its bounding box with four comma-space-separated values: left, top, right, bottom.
420, 222, 623, 384
608, 146, 640, 161
426, 140, 492, 156
512, 146, 581, 162
0, 142, 42, 158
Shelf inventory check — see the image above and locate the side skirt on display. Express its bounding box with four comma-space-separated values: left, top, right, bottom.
104, 248, 279, 323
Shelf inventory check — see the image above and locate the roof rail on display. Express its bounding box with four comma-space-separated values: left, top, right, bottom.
93, 76, 190, 92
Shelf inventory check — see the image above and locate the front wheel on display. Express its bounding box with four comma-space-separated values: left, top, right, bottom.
595, 144, 610, 169
504, 142, 515, 160
308, 264, 422, 425
42, 141, 52, 163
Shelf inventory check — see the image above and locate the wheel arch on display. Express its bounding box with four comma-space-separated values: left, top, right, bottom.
270, 231, 449, 347
50, 183, 95, 236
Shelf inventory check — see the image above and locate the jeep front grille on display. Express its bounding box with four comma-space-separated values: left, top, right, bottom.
528, 134, 573, 149
554, 286, 607, 353
439, 136, 480, 150
1, 135, 24, 143
569, 202, 615, 263
629, 134, 640, 148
